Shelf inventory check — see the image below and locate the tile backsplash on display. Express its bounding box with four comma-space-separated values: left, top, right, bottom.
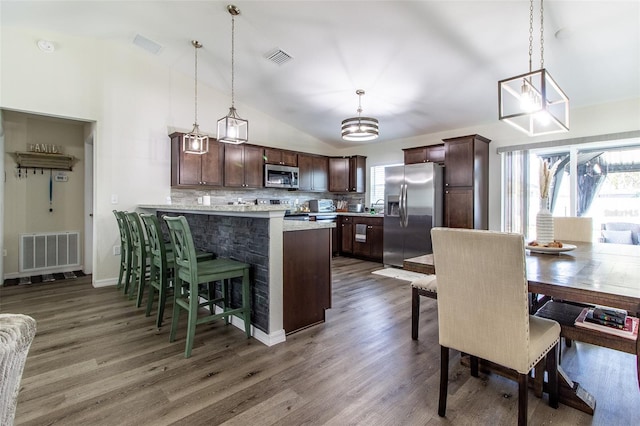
170, 188, 365, 211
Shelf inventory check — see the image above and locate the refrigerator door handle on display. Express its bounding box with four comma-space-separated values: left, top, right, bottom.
399, 184, 404, 228
402, 183, 409, 228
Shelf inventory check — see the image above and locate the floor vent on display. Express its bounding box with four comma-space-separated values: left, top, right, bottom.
20, 232, 81, 273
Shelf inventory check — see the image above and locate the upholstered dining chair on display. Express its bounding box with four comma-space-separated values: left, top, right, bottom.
553, 216, 593, 243
113, 210, 132, 291
139, 213, 213, 328
163, 215, 251, 358
431, 228, 560, 426
0, 314, 36, 426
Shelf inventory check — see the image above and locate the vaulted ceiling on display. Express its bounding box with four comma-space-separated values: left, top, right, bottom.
2, 1, 639, 147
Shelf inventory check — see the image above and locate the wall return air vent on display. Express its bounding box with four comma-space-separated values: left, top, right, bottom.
11, 151, 78, 171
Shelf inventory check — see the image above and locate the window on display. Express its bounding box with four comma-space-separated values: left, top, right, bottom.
501, 137, 640, 242
369, 164, 402, 207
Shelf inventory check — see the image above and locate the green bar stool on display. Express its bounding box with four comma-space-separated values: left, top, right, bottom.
113, 210, 132, 291
140, 213, 213, 328
124, 212, 150, 307
163, 215, 251, 358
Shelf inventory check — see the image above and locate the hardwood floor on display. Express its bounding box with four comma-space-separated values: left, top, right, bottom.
2, 257, 638, 425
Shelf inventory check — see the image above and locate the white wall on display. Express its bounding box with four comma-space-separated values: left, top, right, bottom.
1, 26, 331, 284
2, 25, 638, 283
343, 97, 640, 231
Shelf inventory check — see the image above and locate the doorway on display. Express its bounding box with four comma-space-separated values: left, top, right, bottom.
1, 110, 95, 282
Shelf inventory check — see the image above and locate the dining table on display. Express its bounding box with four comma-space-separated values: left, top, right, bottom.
403, 241, 640, 415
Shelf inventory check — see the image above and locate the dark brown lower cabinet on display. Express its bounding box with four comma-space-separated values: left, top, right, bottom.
340, 216, 383, 262
444, 187, 474, 229
283, 228, 332, 334
339, 216, 354, 254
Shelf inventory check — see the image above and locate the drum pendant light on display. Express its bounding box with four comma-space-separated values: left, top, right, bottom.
341, 89, 379, 142
183, 40, 209, 155
217, 4, 248, 144
498, 0, 569, 136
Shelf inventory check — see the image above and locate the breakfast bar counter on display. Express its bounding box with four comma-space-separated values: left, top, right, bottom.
138, 203, 334, 345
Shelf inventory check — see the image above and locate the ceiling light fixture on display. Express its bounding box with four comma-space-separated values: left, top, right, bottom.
341, 90, 379, 142
498, 0, 569, 136
183, 40, 209, 155
217, 4, 248, 145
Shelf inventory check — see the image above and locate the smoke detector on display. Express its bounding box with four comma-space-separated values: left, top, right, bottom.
37, 40, 55, 53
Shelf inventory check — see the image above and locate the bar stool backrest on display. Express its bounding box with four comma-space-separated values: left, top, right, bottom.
113, 210, 131, 259
163, 216, 199, 284
140, 213, 168, 271
125, 212, 146, 261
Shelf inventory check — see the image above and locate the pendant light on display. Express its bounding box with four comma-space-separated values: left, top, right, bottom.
217, 4, 248, 144
183, 40, 209, 155
498, 0, 569, 136
341, 89, 379, 142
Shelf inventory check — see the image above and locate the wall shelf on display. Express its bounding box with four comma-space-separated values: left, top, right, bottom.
11, 151, 78, 171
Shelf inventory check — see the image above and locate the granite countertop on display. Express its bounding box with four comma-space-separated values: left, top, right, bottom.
306, 212, 384, 217
139, 203, 287, 213
283, 221, 336, 232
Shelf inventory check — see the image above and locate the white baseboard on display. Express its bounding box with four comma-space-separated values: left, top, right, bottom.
213, 306, 286, 346
93, 278, 117, 288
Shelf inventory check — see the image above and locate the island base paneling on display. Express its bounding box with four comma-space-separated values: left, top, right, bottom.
157, 211, 270, 333
283, 228, 332, 333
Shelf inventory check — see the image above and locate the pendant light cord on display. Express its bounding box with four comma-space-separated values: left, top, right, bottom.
528, 0, 533, 72
540, 0, 545, 69
528, 0, 545, 72
231, 13, 236, 109
194, 42, 199, 125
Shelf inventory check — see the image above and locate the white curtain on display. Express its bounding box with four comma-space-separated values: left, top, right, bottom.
502, 150, 529, 235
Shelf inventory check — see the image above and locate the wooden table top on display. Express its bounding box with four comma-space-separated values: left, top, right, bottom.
526, 242, 640, 313
404, 242, 640, 313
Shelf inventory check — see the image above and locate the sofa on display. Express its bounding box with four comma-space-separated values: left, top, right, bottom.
601, 222, 640, 245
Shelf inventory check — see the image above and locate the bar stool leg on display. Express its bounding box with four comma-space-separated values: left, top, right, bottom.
185, 283, 199, 358
242, 268, 251, 338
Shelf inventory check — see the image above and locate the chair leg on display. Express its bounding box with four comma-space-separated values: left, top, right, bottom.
438, 345, 449, 417
517, 372, 528, 426
470, 355, 479, 377
156, 273, 169, 328
169, 279, 182, 343
533, 359, 544, 398
145, 265, 158, 318
411, 287, 420, 340
547, 343, 559, 409
124, 253, 135, 297
242, 269, 251, 338
145, 284, 156, 317
136, 263, 149, 308
116, 255, 125, 290
207, 281, 216, 315
222, 279, 230, 325
184, 284, 199, 358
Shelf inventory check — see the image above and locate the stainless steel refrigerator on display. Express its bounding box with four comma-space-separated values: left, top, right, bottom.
383, 162, 444, 267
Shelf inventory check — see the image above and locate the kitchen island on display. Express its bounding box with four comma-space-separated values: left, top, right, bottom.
138, 204, 335, 345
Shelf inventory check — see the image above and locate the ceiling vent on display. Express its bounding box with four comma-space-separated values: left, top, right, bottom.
133, 34, 163, 55
264, 48, 293, 66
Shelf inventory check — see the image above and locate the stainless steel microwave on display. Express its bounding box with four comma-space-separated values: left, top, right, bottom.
264, 164, 299, 189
